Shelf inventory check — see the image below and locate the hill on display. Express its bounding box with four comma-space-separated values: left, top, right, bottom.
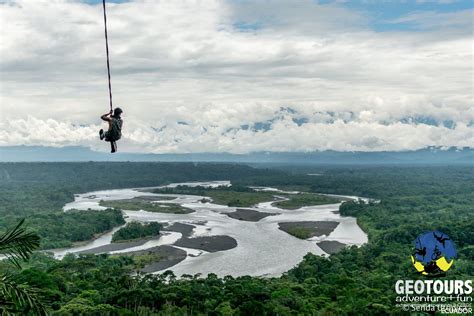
0, 145, 472, 164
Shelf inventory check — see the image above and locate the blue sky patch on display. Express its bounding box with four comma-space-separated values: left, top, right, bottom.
320, 0, 473, 32
233, 21, 262, 32
292, 118, 309, 126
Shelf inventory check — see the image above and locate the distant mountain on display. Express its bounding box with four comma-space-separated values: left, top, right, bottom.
0, 145, 472, 165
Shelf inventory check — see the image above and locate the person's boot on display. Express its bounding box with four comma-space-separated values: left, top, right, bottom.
99, 129, 105, 140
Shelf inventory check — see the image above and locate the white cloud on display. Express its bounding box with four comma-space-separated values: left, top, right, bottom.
0, 0, 472, 153
0, 115, 472, 153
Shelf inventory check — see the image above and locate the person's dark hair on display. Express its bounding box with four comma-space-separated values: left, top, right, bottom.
113, 107, 123, 118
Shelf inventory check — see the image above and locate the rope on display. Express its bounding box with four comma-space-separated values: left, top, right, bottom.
102, 0, 113, 112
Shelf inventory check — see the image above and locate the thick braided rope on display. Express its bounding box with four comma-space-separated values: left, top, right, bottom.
102, 0, 113, 111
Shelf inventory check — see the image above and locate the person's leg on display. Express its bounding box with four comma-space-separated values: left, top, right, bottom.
110, 141, 117, 153
104, 131, 111, 142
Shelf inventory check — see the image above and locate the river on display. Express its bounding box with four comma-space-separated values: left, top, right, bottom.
52, 181, 368, 277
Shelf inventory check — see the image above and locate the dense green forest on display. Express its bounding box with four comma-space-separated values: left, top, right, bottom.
27, 209, 125, 249
0, 163, 280, 248
0, 163, 473, 315
111, 222, 162, 243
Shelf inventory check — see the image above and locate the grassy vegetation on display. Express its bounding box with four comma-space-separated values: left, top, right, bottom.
111, 222, 162, 243
126, 252, 162, 270
278, 221, 338, 240
286, 227, 312, 239
99, 198, 193, 214
273, 184, 313, 192
273, 193, 340, 209
153, 186, 277, 207
210, 191, 276, 207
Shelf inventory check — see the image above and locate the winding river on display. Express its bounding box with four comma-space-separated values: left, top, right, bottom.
52, 181, 368, 277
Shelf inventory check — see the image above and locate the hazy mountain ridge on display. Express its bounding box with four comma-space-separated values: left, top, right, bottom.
0, 146, 472, 164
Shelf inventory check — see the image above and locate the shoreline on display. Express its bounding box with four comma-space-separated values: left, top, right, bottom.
317, 240, 347, 254
226, 209, 278, 222
278, 221, 340, 239
174, 235, 238, 253
77, 237, 160, 254
125, 245, 188, 272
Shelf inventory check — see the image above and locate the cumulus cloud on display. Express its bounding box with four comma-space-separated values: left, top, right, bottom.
0, 0, 472, 153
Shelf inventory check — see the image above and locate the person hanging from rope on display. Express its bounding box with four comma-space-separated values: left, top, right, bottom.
99, 107, 123, 153
100, 1, 122, 153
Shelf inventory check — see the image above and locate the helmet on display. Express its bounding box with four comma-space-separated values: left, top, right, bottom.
114, 107, 123, 116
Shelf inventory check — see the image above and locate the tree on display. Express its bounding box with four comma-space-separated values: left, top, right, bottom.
0, 219, 47, 315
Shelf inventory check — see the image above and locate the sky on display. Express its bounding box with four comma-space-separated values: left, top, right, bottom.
0, 0, 472, 154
